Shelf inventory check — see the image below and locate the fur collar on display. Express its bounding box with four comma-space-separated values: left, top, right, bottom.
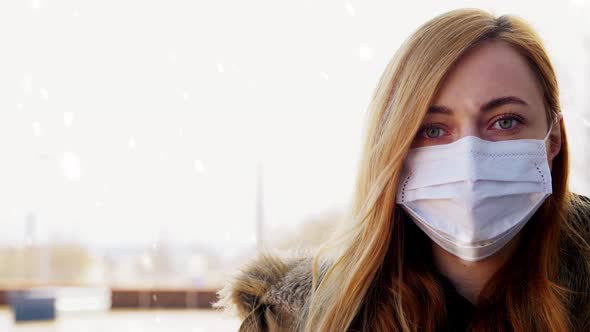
214, 250, 329, 331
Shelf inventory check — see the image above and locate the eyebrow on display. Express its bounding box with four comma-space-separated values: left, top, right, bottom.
427, 96, 529, 114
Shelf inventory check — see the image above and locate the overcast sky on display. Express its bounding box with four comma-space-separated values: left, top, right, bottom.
0, 0, 588, 251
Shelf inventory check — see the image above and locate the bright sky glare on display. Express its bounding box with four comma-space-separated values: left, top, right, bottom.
0, 0, 588, 251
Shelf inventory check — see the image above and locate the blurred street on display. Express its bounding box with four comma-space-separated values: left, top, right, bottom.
0, 307, 239, 332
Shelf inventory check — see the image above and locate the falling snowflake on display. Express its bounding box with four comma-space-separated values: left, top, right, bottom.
40, 88, 49, 100
140, 253, 154, 270
217, 62, 225, 73
571, 0, 586, 7
22, 74, 33, 94
30, 0, 45, 10
64, 112, 74, 127
194, 159, 205, 173
358, 44, 374, 61
345, 1, 356, 16
32, 121, 42, 137
128, 136, 136, 149
60, 152, 82, 181
25, 235, 33, 246
168, 52, 177, 63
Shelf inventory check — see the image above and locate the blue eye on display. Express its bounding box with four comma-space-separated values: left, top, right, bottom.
495, 118, 515, 129
422, 126, 444, 138
492, 114, 523, 130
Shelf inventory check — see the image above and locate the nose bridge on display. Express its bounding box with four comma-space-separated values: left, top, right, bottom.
461, 124, 480, 138
456, 105, 481, 138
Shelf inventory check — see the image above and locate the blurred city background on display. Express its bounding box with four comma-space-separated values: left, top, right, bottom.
0, 0, 588, 331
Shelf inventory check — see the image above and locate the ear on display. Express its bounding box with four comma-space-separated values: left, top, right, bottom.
546, 113, 563, 168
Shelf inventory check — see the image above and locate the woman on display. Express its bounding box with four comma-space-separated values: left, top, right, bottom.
214, 8, 590, 331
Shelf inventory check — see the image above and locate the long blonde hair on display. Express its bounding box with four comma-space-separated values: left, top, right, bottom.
301, 8, 590, 332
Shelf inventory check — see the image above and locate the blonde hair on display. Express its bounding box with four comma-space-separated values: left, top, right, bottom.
301, 8, 590, 331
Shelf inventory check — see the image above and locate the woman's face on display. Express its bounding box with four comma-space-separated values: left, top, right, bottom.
412, 40, 561, 164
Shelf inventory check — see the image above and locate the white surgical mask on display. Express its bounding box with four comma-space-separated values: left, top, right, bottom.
396, 123, 554, 261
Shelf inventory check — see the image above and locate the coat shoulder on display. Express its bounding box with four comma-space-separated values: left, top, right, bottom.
570, 193, 590, 233
559, 193, 590, 265
213, 249, 330, 331
560, 193, 590, 330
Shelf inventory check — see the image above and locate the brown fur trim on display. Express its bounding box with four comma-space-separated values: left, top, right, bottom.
213, 249, 327, 331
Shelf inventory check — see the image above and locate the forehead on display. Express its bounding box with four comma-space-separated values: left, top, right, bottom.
432, 40, 545, 110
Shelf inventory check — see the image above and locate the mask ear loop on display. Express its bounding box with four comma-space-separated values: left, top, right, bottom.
543, 112, 562, 142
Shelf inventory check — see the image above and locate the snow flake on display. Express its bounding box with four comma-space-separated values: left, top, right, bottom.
345, 1, 356, 16
25, 235, 33, 247
140, 253, 154, 270
358, 44, 373, 61
217, 62, 225, 73
31, 0, 45, 10
32, 121, 42, 137
64, 112, 74, 127
60, 151, 82, 181
194, 159, 205, 173
128, 136, 136, 149
22, 74, 33, 94
168, 52, 177, 63
40, 88, 49, 100
571, 0, 585, 7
